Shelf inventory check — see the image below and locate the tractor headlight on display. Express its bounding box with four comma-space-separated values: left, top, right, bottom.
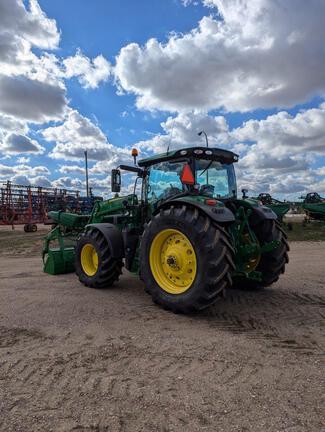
180, 150, 187, 155
194, 149, 203, 154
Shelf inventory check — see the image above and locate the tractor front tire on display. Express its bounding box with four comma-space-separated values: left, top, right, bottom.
140, 205, 234, 314
236, 220, 289, 290
75, 228, 123, 289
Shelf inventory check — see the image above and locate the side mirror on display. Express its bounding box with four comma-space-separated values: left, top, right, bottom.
111, 169, 121, 193
242, 188, 248, 199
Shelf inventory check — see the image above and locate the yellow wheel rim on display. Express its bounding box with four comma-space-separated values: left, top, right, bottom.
81, 243, 99, 276
149, 229, 197, 294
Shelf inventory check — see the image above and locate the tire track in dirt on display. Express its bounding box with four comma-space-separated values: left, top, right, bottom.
203, 288, 325, 355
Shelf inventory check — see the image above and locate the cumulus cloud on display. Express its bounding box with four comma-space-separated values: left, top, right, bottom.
230, 103, 325, 191
115, 0, 325, 113
135, 111, 230, 155
0, 3, 67, 128
0, 75, 66, 123
52, 176, 84, 190
63, 50, 111, 89
6, 173, 51, 188
0, 163, 49, 177
0, 0, 60, 50
59, 165, 86, 175
130, 105, 325, 196
0, 133, 45, 154
233, 104, 325, 158
0, 114, 28, 134
42, 110, 130, 166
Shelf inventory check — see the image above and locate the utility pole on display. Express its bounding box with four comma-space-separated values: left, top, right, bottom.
84, 150, 89, 197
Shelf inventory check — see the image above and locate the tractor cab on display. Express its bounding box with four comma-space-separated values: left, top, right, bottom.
112, 147, 238, 206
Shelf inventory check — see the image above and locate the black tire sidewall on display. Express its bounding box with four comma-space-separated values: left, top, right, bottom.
141, 212, 214, 308
75, 234, 103, 285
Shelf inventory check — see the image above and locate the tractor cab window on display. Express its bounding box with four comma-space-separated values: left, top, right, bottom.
147, 161, 186, 202
195, 160, 236, 198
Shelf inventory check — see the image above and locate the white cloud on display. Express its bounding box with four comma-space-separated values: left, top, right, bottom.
115, 0, 325, 113
17, 156, 30, 164
233, 104, 325, 158
63, 50, 111, 89
130, 106, 325, 196
0, 163, 49, 177
231, 103, 325, 191
135, 111, 230, 155
0, 0, 60, 50
52, 176, 84, 190
0, 2, 67, 127
7, 173, 52, 188
59, 165, 85, 175
30, 175, 52, 188
0, 114, 28, 134
0, 75, 66, 123
0, 133, 45, 154
227, 103, 325, 195
42, 109, 130, 165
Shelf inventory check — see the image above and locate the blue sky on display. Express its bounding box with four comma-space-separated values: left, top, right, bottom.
0, 0, 325, 198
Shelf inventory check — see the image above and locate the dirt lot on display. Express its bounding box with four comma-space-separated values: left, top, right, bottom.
0, 227, 324, 431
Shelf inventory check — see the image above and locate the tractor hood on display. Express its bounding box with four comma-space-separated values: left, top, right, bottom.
138, 147, 238, 167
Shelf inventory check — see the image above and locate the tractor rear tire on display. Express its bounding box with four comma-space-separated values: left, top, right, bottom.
75, 227, 123, 289
140, 205, 234, 314
236, 220, 289, 290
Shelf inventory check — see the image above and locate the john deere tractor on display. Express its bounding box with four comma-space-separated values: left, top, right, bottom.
43, 147, 289, 313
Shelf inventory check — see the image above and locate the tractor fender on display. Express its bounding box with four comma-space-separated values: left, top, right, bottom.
86, 223, 125, 258
154, 199, 235, 223
249, 206, 277, 225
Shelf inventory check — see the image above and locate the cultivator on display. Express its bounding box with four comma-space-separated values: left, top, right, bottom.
0, 181, 81, 231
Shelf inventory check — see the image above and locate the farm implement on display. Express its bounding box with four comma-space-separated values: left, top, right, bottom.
254, 193, 290, 222
0, 181, 102, 231
43, 146, 289, 313
300, 193, 325, 221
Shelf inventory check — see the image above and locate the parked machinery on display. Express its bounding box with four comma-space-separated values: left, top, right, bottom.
300, 192, 325, 221
254, 193, 290, 222
43, 146, 289, 314
0, 181, 82, 231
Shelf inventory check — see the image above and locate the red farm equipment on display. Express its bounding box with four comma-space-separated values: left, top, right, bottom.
0, 181, 81, 232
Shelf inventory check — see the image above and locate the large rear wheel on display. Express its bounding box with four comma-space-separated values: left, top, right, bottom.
140, 205, 234, 313
75, 228, 123, 288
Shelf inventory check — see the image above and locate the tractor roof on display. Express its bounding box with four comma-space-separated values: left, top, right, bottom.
138, 146, 238, 168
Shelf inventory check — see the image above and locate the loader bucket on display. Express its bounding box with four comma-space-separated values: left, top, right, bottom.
43, 225, 77, 275
43, 247, 75, 275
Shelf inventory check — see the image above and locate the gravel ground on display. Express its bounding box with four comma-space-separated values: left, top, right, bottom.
0, 240, 324, 431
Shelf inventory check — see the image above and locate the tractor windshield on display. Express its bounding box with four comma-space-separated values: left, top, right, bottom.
195, 160, 236, 198
147, 160, 186, 202
147, 159, 237, 202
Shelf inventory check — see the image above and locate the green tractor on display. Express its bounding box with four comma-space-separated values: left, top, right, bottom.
43, 147, 289, 313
